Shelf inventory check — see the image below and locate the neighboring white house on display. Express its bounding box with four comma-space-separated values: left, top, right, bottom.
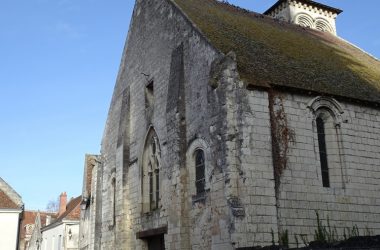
28, 193, 81, 250
0, 177, 24, 250
41, 221, 79, 250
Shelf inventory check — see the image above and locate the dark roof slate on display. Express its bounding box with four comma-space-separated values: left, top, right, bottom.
172, 0, 380, 104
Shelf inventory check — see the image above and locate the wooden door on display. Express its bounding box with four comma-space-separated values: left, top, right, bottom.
147, 234, 165, 250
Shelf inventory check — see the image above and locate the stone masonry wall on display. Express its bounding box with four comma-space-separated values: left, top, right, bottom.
97, 0, 240, 249
96, 0, 380, 249
273, 92, 380, 247
232, 89, 279, 248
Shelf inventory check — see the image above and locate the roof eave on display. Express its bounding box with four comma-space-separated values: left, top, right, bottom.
246, 83, 380, 108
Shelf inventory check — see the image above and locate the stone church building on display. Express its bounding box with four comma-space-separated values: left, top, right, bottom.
79, 0, 380, 249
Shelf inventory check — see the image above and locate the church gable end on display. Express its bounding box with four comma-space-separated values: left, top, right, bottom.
97, 0, 221, 248
89, 0, 380, 249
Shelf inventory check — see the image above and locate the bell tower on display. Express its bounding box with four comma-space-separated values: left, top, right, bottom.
264, 0, 342, 35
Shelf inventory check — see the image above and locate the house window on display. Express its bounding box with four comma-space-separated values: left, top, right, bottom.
195, 149, 206, 195
142, 129, 161, 213
316, 117, 330, 187
57, 235, 62, 250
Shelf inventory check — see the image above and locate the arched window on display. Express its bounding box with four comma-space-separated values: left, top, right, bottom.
148, 137, 160, 211
307, 96, 346, 189
316, 117, 330, 187
295, 13, 314, 28
315, 18, 334, 33
141, 128, 161, 213
186, 138, 212, 201
195, 149, 206, 195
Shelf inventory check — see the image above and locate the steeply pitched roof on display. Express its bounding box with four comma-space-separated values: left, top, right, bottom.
172, 0, 380, 104
0, 177, 23, 209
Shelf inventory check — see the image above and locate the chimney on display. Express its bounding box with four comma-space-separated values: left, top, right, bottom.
58, 192, 67, 216
46, 215, 51, 226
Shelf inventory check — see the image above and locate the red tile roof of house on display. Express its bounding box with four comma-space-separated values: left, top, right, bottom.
0, 190, 19, 209
55, 195, 82, 222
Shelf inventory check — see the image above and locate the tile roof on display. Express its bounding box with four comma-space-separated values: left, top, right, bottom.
0, 190, 19, 209
20, 211, 56, 241
42, 196, 81, 231
55, 195, 81, 222
172, 0, 380, 104
0, 177, 23, 209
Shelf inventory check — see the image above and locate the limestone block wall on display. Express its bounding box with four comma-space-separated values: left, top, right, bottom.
273, 92, 380, 246
97, 0, 240, 249
95, 0, 379, 249
233, 89, 278, 248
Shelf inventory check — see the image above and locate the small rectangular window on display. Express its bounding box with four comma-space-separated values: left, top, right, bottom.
149, 172, 154, 210
145, 80, 154, 109
155, 169, 159, 209
195, 150, 206, 194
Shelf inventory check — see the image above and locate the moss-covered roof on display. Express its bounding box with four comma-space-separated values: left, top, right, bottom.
172, 0, 380, 104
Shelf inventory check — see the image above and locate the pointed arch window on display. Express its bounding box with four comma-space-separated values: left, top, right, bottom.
195, 149, 206, 195
148, 137, 160, 211
142, 129, 161, 213
316, 117, 330, 187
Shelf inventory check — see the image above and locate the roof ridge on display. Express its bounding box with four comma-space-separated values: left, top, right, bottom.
24, 209, 56, 214
337, 36, 380, 63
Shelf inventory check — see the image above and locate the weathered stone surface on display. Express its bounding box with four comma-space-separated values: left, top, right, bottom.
80, 0, 380, 249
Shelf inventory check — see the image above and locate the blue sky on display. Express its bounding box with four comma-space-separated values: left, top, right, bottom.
0, 0, 379, 210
